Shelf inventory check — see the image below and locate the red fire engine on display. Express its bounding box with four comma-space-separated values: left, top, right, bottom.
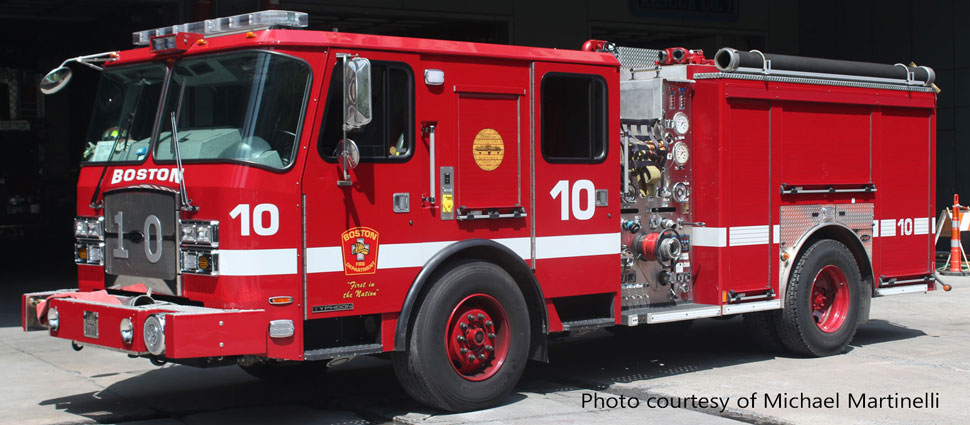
24, 11, 942, 411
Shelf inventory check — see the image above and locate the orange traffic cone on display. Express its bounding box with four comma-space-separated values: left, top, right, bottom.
950, 194, 963, 272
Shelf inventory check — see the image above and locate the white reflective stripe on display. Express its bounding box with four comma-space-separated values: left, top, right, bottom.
730, 225, 770, 246
304, 233, 616, 274
219, 248, 298, 276
872, 220, 879, 238
914, 217, 930, 235
880, 219, 897, 237
495, 237, 532, 259
932, 216, 936, 234
535, 233, 620, 259
306, 246, 343, 273
772, 224, 780, 244
378, 240, 455, 269
692, 227, 727, 247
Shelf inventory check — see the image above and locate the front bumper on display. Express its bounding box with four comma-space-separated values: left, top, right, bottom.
23, 290, 266, 359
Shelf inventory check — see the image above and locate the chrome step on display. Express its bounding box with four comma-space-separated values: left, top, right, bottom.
304, 343, 383, 361
620, 302, 721, 326
560, 317, 615, 332
875, 283, 928, 296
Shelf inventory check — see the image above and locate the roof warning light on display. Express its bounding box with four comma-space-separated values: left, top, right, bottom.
132, 10, 308, 47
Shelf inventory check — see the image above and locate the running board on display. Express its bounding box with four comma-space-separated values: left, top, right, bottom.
721, 299, 782, 315
304, 343, 383, 361
875, 284, 928, 296
560, 317, 616, 332
621, 303, 721, 326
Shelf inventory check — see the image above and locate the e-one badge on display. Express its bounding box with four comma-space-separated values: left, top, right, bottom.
472, 128, 504, 171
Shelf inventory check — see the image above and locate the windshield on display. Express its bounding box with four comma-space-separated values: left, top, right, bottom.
154, 51, 311, 170
82, 63, 167, 163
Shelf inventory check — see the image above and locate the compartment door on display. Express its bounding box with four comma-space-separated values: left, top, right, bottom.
455, 90, 523, 213
875, 107, 934, 278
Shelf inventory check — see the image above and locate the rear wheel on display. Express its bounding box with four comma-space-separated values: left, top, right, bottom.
743, 311, 787, 353
392, 261, 530, 412
776, 239, 862, 357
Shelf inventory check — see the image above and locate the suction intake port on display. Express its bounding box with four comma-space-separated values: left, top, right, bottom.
633, 229, 682, 265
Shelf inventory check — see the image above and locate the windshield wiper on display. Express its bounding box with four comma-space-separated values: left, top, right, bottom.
169, 112, 197, 212
89, 79, 147, 209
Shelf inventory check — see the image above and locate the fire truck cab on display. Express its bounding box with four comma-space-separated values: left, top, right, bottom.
24, 11, 940, 412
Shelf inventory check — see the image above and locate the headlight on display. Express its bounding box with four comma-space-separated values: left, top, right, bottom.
48, 307, 59, 331
143, 314, 165, 356
180, 223, 198, 244
120, 318, 133, 344
74, 216, 104, 240
180, 220, 218, 246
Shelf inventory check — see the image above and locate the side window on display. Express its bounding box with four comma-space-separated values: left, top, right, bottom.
319, 60, 414, 161
540, 73, 607, 163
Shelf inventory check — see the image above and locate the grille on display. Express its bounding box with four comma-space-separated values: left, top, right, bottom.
616, 46, 662, 69
103, 189, 178, 287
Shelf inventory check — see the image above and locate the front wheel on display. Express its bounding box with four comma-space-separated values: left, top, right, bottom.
392, 261, 530, 412
776, 239, 863, 357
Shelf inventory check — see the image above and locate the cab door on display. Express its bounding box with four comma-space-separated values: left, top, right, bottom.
532, 63, 620, 300
302, 50, 422, 319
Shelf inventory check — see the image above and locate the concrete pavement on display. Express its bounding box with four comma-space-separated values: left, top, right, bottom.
1, 269, 966, 424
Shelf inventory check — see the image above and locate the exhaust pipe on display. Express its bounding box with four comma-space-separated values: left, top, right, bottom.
714, 47, 935, 87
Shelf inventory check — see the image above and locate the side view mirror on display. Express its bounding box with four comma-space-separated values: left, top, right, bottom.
343, 57, 372, 130
40, 67, 73, 95
337, 138, 360, 169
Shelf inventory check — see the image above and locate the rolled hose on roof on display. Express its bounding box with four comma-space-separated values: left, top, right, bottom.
714, 48, 935, 86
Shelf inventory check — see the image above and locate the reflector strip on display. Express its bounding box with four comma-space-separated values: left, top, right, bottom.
914, 217, 930, 235
880, 219, 897, 237
692, 227, 727, 247
535, 233, 620, 259
305, 233, 618, 274
729, 225, 770, 246
220, 248, 297, 276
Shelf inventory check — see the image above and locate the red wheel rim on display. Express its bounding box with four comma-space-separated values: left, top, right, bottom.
446, 293, 510, 381
809, 265, 850, 333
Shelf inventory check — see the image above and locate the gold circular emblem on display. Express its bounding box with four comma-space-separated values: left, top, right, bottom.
472, 128, 504, 171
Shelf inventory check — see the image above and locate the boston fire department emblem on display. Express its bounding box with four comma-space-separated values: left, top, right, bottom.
341, 227, 380, 275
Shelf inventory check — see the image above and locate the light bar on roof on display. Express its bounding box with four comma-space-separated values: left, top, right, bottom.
132, 10, 308, 46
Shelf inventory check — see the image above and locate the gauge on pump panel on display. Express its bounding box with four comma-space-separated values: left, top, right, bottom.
672, 141, 689, 165
672, 182, 690, 203
672, 112, 690, 135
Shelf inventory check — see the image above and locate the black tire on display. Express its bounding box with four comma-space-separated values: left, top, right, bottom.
776, 240, 863, 357
392, 260, 530, 412
743, 311, 787, 353
239, 360, 328, 382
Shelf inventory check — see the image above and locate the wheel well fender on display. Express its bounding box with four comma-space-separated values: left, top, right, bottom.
393, 239, 549, 361
784, 223, 874, 323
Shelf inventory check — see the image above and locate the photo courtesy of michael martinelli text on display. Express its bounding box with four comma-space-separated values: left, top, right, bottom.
580, 392, 941, 413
